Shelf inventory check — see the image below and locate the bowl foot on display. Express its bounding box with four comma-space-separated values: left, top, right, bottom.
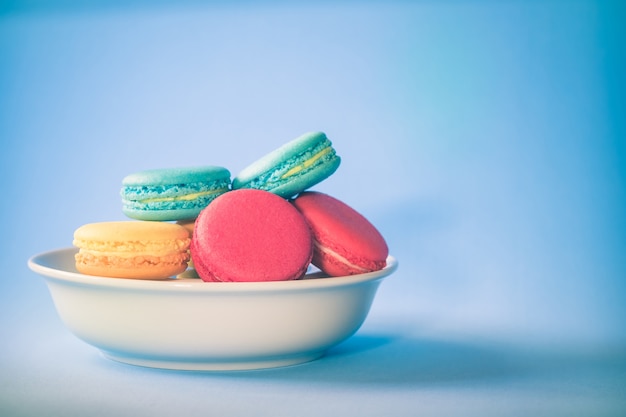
101, 351, 325, 371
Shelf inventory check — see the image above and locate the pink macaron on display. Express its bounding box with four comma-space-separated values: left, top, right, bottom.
291, 191, 388, 276
191, 189, 313, 282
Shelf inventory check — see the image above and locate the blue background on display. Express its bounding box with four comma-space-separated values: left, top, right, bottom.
1, 1, 625, 415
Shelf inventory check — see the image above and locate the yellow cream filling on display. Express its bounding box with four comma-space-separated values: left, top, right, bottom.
281, 147, 333, 179
140, 189, 227, 203
73, 238, 190, 254
77, 249, 184, 258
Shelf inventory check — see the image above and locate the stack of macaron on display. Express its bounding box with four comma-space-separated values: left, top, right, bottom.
73, 131, 389, 281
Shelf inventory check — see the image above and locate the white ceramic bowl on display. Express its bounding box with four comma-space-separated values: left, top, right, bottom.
28, 248, 397, 371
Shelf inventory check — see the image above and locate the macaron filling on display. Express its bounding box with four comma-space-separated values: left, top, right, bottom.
121, 180, 230, 212
73, 238, 191, 254
238, 139, 338, 192
74, 236, 191, 266
312, 241, 374, 274
280, 146, 334, 179
121, 166, 232, 221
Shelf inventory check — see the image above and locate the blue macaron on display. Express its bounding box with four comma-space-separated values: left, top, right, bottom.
121, 166, 231, 221
232, 132, 341, 199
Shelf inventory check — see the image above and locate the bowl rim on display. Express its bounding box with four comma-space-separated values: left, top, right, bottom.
28, 247, 398, 293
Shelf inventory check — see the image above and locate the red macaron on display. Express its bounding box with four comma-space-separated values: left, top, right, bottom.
191, 189, 313, 282
292, 191, 388, 276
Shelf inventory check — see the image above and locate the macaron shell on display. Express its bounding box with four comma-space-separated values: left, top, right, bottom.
176, 220, 196, 236
73, 221, 190, 243
122, 166, 231, 186
292, 192, 388, 276
191, 189, 313, 282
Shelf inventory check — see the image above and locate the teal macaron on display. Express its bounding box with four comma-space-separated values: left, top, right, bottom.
232, 132, 341, 199
121, 166, 231, 221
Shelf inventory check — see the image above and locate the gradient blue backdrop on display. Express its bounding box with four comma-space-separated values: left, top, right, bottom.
1, 1, 625, 415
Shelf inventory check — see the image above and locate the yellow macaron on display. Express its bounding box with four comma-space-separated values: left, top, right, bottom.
73, 221, 191, 280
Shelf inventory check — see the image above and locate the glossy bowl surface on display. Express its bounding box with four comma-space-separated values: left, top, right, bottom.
28, 248, 397, 371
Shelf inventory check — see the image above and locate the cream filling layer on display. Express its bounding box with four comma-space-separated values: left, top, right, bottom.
139, 188, 228, 203
73, 238, 191, 254
76, 249, 185, 258
314, 241, 369, 273
281, 147, 333, 179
